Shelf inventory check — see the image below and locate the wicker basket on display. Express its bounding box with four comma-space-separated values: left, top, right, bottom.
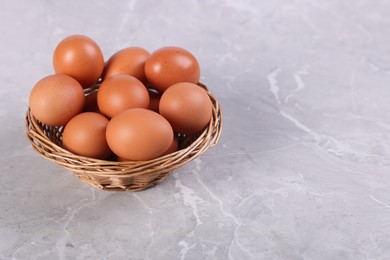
25, 82, 222, 191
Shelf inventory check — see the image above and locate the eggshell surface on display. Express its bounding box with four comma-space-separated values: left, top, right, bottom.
159, 82, 212, 134
62, 112, 111, 159
97, 74, 150, 118
29, 74, 85, 126
145, 46, 200, 93
106, 108, 174, 161
103, 47, 150, 82
53, 35, 104, 88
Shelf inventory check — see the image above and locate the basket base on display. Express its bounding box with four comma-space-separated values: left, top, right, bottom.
76, 171, 172, 191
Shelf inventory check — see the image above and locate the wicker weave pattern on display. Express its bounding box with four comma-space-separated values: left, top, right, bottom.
25, 83, 222, 191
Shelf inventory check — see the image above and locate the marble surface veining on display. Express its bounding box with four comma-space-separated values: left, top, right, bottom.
1, 0, 390, 259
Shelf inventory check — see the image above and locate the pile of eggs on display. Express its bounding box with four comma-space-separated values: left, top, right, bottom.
29, 35, 213, 161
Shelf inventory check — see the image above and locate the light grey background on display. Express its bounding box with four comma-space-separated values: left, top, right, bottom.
2, 0, 390, 259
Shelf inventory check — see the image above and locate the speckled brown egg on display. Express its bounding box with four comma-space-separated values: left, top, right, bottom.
159, 82, 212, 135
106, 108, 173, 161
29, 74, 85, 126
103, 47, 150, 82
97, 74, 150, 118
144, 46, 200, 93
62, 112, 111, 159
53, 35, 104, 88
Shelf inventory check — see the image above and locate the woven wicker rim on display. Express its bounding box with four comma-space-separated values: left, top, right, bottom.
25, 82, 222, 191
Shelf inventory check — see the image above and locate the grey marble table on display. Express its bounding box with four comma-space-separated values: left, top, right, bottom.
2, 0, 390, 259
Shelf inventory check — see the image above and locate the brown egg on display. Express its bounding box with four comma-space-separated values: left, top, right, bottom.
29, 74, 85, 126
148, 88, 161, 113
144, 46, 200, 93
53, 35, 104, 88
103, 47, 150, 82
106, 108, 173, 161
62, 112, 111, 159
97, 74, 150, 118
159, 82, 212, 135
83, 91, 99, 112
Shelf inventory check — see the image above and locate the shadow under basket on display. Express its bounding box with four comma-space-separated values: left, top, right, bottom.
25, 83, 222, 191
